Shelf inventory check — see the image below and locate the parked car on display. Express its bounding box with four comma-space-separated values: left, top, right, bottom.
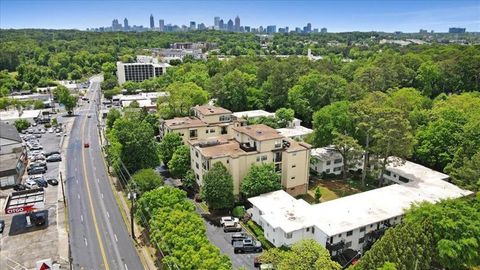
29, 144, 43, 150
27, 163, 47, 172
34, 178, 48, 188
84, 143, 90, 148
47, 178, 59, 186
220, 216, 239, 226
231, 232, 249, 244
233, 239, 263, 254
223, 221, 242, 233
48, 128, 54, 133
13, 184, 27, 191
56, 132, 62, 137
45, 151, 60, 157
30, 155, 46, 162
28, 166, 46, 175
0, 220, 4, 233
25, 180, 38, 189
46, 154, 62, 162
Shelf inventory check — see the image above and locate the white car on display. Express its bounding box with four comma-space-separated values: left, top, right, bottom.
220, 216, 239, 226
25, 179, 38, 189
48, 128, 54, 133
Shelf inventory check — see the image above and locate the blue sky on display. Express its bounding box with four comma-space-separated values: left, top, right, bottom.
1, 0, 479, 32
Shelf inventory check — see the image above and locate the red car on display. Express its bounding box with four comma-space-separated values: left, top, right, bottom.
84, 143, 90, 148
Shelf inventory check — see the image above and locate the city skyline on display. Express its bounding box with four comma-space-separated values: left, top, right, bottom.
1, 0, 479, 32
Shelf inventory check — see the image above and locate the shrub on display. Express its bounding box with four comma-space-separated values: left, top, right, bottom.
232, 206, 245, 218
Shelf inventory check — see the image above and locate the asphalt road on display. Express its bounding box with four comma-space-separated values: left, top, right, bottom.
66, 76, 142, 270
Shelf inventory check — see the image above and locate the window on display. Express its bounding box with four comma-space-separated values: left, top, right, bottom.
196, 162, 199, 169
312, 227, 315, 234
333, 167, 342, 172
329, 236, 333, 243
226, 160, 229, 164
256, 156, 260, 162
346, 241, 352, 248
360, 227, 366, 232
291, 176, 295, 180
338, 233, 342, 238
326, 169, 330, 173
210, 128, 215, 133
292, 164, 296, 168
359, 237, 365, 244
195, 173, 199, 179
334, 158, 343, 164
285, 233, 292, 239
347, 230, 353, 236
399, 176, 410, 183
205, 130, 209, 134
292, 153, 297, 156
195, 151, 199, 158
273, 228, 275, 232
384, 170, 391, 176
219, 115, 231, 122
326, 161, 331, 165
306, 227, 310, 232
261, 155, 267, 161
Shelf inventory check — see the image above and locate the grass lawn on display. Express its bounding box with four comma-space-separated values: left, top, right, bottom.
303, 176, 370, 204
307, 184, 339, 203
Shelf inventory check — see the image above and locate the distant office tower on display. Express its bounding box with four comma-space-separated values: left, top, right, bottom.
419, 29, 428, 33
198, 23, 206, 30
234, 16, 240, 32
159, 19, 165, 32
295, 27, 302, 33
112, 19, 122, 31
219, 19, 225, 30
244, 26, 251, 32
227, 19, 234, 31
124, 18, 129, 30
150, 14, 155, 29
190, 21, 196, 30
449, 27, 466, 33
214, 16, 220, 29
259, 26, 264, 33
306, 23, 312, 33
285, 26, 289, 33
321, 27, 327, 33
266, 25, 276, 33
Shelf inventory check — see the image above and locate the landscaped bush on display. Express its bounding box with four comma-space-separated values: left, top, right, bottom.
247, 220, 274, 249
232, 206, 245, 218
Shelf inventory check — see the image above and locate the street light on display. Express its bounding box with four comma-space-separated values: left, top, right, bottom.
127, 191, 137, 241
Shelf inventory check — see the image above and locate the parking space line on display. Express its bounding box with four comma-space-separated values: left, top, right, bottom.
78, 194, 81, 200
84, 237, 88, 246
81, 215, 84, 223
106, 211, 110, 218
114, 234, 118, 242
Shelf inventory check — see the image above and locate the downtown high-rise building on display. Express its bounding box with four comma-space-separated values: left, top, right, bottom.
150, 14, 155, 29
159, 19, 165, 32
234, 16, 240, 32
266, 25, 276, 33
123, 18, 129, 30
214, 16, 220, 29
227, 19, 234, 31
219, 19, 225, 30
190, 21, 196, 30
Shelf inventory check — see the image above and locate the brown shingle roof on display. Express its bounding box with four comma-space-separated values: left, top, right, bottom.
164, 117, 207, 130
233, 124, 284, 141
193, 105, 232, 116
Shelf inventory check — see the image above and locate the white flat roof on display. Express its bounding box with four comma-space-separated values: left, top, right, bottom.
248, 190, 313, 233
232, 110, 274, 119
249, 159, 472, 235
311, 146, 342, 161
276, 126, 313, 138
121, 99, 153, 108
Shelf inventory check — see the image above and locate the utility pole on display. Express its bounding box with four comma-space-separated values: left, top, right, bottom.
128, 191, 137, 241
60, 172, 66, 206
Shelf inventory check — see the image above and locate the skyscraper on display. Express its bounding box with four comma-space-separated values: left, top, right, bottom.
234, 16, 240, 32
190, 21, 196, 30
306, 23, 312, 33
227, 19, 234, 31
123, 18, 129, 30
159, 19, 165, 32
150, 14, 155, 29
219, 19, 225, 30
214, 16, 220, 29
321, 27, 327, 33
266, 25, 276, 33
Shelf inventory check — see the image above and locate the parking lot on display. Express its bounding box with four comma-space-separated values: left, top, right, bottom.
0, 112, 71, 269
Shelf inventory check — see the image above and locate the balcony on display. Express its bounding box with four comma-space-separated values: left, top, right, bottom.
240, 142, 256, 152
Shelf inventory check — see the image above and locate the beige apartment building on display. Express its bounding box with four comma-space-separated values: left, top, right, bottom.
159, 105, 243, 143
188, 124, 311, 197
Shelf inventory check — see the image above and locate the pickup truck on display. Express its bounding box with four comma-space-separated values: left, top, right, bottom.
223, 221, 242, 233
233, 239, 262, 254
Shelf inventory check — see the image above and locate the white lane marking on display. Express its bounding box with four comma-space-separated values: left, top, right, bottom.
84, 237, 88, 246
101, 193, 104, 199
77, 194, 80, 199
106, 211, 110, 218
114, 234, 118, 242
124, 264, 128, 270
97, 178, 99, 183
80, 215, 84, 223
76, 179, 79, 184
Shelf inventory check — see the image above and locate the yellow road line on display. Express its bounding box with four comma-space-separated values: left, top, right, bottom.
81, 95, 110, 270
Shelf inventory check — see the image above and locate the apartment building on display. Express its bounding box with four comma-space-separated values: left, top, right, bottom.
248, 159, 472, 255
116, 61, 170, 85
310, 146, 362, 175
188, 124, 311, 196
159, 105, 241, 143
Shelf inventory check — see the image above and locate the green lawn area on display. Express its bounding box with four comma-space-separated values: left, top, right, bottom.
301, 177, 369, 204
307, 184, 339, 202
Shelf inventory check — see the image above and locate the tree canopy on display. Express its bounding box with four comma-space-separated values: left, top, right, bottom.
240, 163, 281, 198
202, 162, 234, 210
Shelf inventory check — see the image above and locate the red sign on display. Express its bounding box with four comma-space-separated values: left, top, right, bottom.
5, 205, 35, 214
39, 263, 51, 270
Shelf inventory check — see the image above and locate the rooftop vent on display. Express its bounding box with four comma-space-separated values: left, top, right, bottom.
256, 131, 262, 135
